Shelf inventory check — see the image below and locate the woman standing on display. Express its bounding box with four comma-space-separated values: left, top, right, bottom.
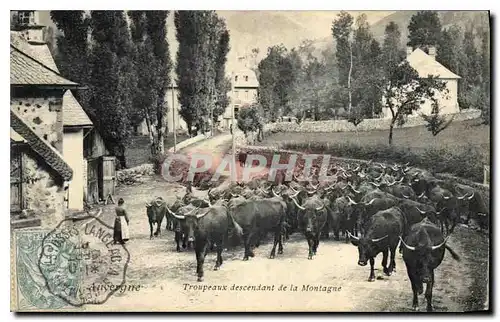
114, 198, 130, 244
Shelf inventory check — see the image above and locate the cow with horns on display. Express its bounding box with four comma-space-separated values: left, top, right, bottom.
400, 217, 460, 311
349, 207, 406, 281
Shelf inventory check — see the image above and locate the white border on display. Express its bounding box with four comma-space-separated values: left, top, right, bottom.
2, 1, 496, 321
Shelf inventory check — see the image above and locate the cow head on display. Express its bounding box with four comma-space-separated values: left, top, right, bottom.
165, 205, 207, 242
348, 231, 388, 266
292, 197, 326, 234
400, 235, 449, 283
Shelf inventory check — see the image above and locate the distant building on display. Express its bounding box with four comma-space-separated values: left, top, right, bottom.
222, 68, 259, 129
134, 81, 188, 136
382, 46, 461, 119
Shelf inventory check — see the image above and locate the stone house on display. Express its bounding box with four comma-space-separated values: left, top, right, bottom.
382, 46, 461, 119
11, 11, 102, 220
222, 68, 259, 129
10, 43, 79, 228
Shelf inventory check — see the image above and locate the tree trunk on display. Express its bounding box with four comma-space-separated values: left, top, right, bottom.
388, 120, 395, 145
116, 144, 127, 169
347, 41, 353, 114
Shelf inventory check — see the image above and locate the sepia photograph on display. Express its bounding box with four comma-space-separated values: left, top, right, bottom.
9, 9, 491, 313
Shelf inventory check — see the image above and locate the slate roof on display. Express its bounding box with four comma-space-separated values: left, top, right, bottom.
10, 46, 78, 87
11, 129, 26, 143
11, 110, 73, 181
406, 48, 461, 79
232, 68, 259, 88
63, 91, 92, 127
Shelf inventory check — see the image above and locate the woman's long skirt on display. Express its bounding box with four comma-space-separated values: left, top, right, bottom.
113, 216, 130, 243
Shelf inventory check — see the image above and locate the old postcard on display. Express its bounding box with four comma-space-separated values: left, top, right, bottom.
10, 10, 490, 312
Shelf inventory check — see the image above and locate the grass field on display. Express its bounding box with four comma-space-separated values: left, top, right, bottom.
125, 134, 190, 168
260, 119, 490, 182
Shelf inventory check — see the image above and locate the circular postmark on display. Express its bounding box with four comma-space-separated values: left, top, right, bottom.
38, 215, 130, 307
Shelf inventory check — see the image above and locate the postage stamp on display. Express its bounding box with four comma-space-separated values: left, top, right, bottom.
12, 215, 130, 311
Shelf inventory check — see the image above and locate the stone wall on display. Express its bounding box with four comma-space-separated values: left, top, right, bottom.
22, 151, 66, 229
265, 109, 481, 133
11, 93, 64, 152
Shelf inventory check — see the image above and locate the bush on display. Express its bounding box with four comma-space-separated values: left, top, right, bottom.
279, 141, 485, 183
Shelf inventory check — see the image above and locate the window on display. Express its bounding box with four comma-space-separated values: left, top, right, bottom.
17, 11, 32, 25
244, 76, 249, 82
235, 90, 239, 98
235, 75, 238, 82
245, 90, 249, 99
234, 106, 240, 118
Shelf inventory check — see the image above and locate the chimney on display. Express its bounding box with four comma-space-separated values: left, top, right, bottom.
14, 11, 45, 44
428, 46, 436, 60
406, 46, 413, 57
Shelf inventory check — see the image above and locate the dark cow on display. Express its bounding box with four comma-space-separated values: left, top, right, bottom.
292, 196, 328, 259
328, 196, 357, 242
230, 198, 287, 260
400, 218, 460, 311
349, 207, 405, 281
170, 204, 200, 252
166, 205, 243, 282
145, 197, 168, 239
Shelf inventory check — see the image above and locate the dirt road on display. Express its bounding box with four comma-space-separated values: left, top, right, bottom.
79, 174, 487, 312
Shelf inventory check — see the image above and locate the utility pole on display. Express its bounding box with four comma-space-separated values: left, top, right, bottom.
171, 75, 177, 153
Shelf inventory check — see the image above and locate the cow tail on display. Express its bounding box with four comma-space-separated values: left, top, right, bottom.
228, 212, 243, 237
445, 245, 461, 261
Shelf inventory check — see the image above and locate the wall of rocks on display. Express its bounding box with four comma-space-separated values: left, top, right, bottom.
265, 109, 481, 133
11, 95, 63, 152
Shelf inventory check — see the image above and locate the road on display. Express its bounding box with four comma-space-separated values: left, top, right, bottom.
78, 134, 488, 312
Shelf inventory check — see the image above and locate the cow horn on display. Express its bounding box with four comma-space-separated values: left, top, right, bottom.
184, 206, 200, 216
347, 231, 359, 241
263, 185, 271, 191
387, 181, 396, 187
467, 192, 475, 200
418, 192, 425, 199
353, 165, 361, 172
272, 187, 281, 198
431, 236, 450, 251
364, 198, 376, 206
315, 204, 325, 211
443, 195, 451, 200
348, 183, 361, 194
378, 163, 387, 169
310, 183, 319, 190
208, 188, 213, 196
290, 186, 298, 193
456, 193, 467, 200
291, 197, 306, 210
290, 190, 300, 198
145, 202, 151, 207
415, 207, 427, 215
204, 199, 212, 207
196, 209, 210, 219
259, 187, 268, 194
404, 162, 410, 167
399, 236, 415, 251
306, 190, 316, 195
347, 196, 358, 205
338, 166, 346, 172
370, 181, 380, 187
372, 235, 388, 243
347, 164, 351, 170
436, 207, 446, 215
401, 192, 410, 199
165, 205, 185, 220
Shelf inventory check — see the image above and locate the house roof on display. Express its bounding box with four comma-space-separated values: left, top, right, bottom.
10, 129, 26, 143
11, 32, 93, 127
11, 109, 73, 181
232, 68, 259, 88
406, 48, 461, 79
63, 91, 92, 127
10, 46, 79, 87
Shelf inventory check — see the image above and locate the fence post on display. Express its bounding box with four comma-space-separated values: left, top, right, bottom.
484, 165, 490, 186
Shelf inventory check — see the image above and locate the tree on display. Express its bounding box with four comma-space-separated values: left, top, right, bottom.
175, 11, 226, 135
407, 11, 442, 49
382, 22, 404, 72
213, 21, 231, 123
383, 61, 448, 145
237, 103, 264, 143
421, 100, 454, 136
88, 11, 136, 168
480, 28, 490, 124
128, 11, 172, 157
332, 11, 354, 113
50, 11, 91, 109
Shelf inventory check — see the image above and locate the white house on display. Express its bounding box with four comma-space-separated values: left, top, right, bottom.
382, 46, 461, 119
134, 81, 188, 136
222, 68, 259, 129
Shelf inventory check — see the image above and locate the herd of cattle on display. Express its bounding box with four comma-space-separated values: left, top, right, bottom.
145, 160, 489, 312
